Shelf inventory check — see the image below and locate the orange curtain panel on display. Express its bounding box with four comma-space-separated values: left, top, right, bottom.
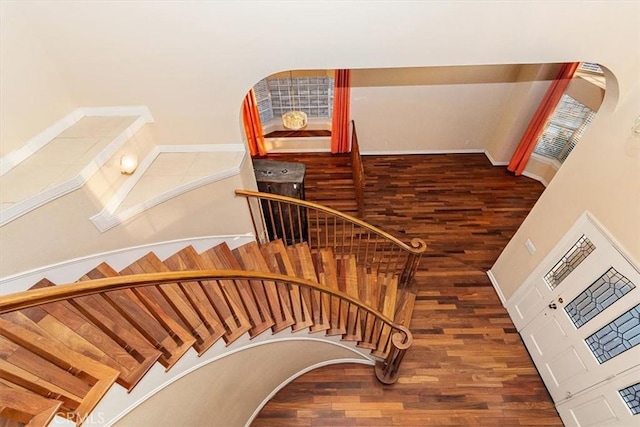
507, 62, 580, 175
242, 89, 267, 157
331, 69, 352, 154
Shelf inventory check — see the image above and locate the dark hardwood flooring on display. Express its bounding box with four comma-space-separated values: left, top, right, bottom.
253, 153, 560, 426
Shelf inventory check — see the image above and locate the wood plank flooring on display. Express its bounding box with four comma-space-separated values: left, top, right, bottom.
253, 153, 560, 426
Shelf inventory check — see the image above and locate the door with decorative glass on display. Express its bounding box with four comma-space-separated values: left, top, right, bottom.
556, 365, 640, 427
506, 214, 640, 425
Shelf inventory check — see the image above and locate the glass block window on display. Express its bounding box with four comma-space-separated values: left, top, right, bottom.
585, 303, 640, 364
619, 382, 640, 415
565, 267, 636, 328
268, 76, 334, 119
253, 75, 334, 127
534, 94, 596, 163
578, 62, 604, 74
254, 79, 274, 123
544, 235, 596, 289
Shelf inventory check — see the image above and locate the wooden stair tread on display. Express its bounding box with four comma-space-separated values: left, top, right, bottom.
233, 242, 295, 333
200, 243, 273, 338
81, 263, 196, 370
261, 240, 313, 332
124, 251, 227, 354
163, 247, 251, 346
286, 244, 330, 333
356, 266, 380, 350
0, 381, 62, 427
371, 274, 399, 359
336, 255, 361, 342
0, 317, 119, 424
314, 248, 346, 336
26, 279, 161, 392
394, 290, 416, 329
5, 306, 157, 393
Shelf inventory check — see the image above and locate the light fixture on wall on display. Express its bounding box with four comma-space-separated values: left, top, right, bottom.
282, 71, 308, 130
120, 154, 138, 175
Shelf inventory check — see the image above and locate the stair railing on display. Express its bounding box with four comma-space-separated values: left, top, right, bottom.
0, 270, 413, 386
350, 120, 366, 218
236, 189, 427, 288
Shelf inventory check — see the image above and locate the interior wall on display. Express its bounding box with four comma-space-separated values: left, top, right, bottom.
0, 2, 77, 156
484, 64, 561, 164
112, 340, 370, 427
1, 1, 638, 308
566, 76, 605, 112
350, 65, 521, 153
0, 167, 254, 276
523, 155, 556, 187
492, 76, 640, 298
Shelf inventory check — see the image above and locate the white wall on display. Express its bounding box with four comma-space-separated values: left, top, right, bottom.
1, 1, 638, 423
0, 3, 77, 156
1, 0, 638, 341
485, 64, 561, 164
112, 340, 370, 427
352, 65, 521, 153
0, 169, 254, 276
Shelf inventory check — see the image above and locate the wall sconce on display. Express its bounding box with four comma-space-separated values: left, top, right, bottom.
120, 154, 138, 175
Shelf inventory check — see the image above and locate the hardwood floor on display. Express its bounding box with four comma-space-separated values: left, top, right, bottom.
253, 153, 561, 426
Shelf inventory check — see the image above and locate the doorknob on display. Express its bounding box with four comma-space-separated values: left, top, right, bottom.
548, 302, 557, 310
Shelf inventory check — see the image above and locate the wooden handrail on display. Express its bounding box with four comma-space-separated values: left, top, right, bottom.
235, 190, 426, 256
0, 269, 412, 385
350, 120, 366, 218
1, 270, 396, 326
236, 189, 426, 287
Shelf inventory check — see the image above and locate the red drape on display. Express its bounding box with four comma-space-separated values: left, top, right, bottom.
507, 62, 580, 175
331, 69, 351, 154
242, 89, 267, 157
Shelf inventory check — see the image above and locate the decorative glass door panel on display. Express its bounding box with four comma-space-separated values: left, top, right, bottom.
515, 215, 640, 405
507, 218, 618, 331
556, 365, 640, 427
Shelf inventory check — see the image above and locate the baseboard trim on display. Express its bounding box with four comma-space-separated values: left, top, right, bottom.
486, 269, 507, 306
483, 150, 510, 166
268, 148, 332, 153
360, 148, 485, 156
521, 170, 550, 187
90, 144, 246, 232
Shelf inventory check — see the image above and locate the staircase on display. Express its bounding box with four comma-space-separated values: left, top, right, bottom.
0, 192, 425, 427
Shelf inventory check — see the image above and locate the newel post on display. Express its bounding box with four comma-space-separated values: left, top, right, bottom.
399, 238, 427, 288
374, 325, 413, 384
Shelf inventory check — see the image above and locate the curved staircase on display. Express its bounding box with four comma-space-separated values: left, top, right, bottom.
0, 191, 425, 426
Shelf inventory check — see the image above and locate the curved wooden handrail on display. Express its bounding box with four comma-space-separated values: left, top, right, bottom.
235, 189, 427, 256
0, 268, 414, 418
0, 270, 400, 332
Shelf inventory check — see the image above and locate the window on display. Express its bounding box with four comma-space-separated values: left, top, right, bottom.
577, 62, 604, 74
533, 94, 596, 163
254, 79, 274, 122
254, 76, 334, 126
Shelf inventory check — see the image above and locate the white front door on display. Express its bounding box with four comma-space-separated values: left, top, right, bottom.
506, 214, 640, 424
556, 365, 640, 427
